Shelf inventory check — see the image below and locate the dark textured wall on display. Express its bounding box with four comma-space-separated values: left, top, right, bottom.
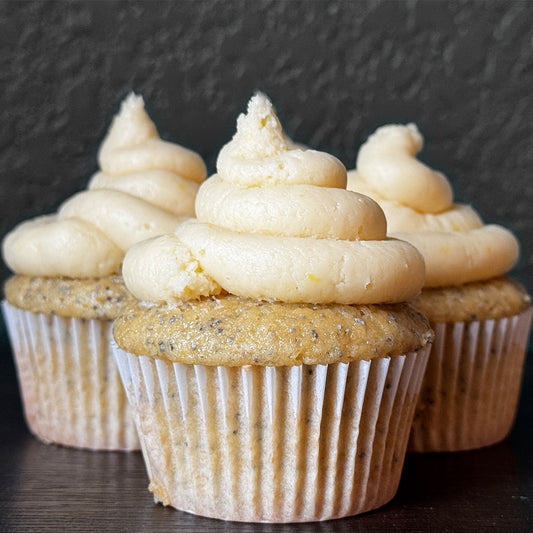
1, 0, 532, 292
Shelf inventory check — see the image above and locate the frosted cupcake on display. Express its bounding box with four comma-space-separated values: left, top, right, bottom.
112, 94, 432, 522
348, 124, 531, 452
2, 93, 207, 450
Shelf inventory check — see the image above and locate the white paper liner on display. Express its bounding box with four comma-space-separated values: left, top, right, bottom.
113, 345, 430, 522
409, 307, 532, 452
2, 301, 139, 451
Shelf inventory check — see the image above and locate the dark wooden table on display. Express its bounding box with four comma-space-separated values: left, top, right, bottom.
1, 336, 532, 533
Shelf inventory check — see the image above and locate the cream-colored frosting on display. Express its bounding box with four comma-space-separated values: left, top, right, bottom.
120, 232, 221, 302
3, 93, 207, 278
123, 94, 425, 305
348, 124, 519, 288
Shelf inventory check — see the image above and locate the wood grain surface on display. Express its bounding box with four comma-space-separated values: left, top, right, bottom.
1, 337, 531, 532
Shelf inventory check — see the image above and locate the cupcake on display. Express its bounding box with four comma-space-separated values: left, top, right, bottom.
2, 93, 207, 450
348, 124, 532, 452
112, 94, 433, 522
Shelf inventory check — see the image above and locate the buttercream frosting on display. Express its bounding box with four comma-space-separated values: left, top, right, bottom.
348, 124, 519, 288
3, 93, 207, 278
123, 94, 425, 305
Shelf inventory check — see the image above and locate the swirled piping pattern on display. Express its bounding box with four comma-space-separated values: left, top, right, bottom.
123, 94, 425, 305
348, 124, 519, 287
3, 93, 207, 278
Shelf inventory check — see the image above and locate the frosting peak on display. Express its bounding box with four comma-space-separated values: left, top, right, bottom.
3, 93, 206, 278
123, 94, 425, 305
349, 123, 519, 288
226, 93, 288, 159
100, 93, 158, 154
356, 123, 453, 214
217, 93, 347, 189
99, 94, 206, 183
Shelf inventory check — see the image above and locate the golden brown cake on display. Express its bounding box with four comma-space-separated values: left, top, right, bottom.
2, 93, 207, 450
348, 124, 532, 452
5, 275, 135, 320
410, 277, 530, 324
114, 296, 432, 365
112, 94, 433, 522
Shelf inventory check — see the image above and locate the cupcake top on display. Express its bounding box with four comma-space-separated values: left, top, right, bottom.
122, 94, 425, 306
4, 274, 136, 320
2, 93, 207, 279
114, 296, 432, 365
409, 277, 531, 323
348, 124, 520, 288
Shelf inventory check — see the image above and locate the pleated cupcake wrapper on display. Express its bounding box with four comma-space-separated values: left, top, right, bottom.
2, 301, 139, 451
113, 345, 430, 523
409, 307, 532, 453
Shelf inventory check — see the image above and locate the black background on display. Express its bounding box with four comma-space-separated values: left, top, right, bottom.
0, 1, 532, 531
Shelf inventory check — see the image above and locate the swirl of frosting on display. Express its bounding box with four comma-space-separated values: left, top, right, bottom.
2, 93, 207, 278
217, 95, 347, 189
123, 94, 425, 305
356, 123, 453, 214
348, 124, 519, 288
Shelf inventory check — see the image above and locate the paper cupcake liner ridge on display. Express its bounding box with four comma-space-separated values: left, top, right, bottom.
113, 345, 430, 522
2, 301, 140, 451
